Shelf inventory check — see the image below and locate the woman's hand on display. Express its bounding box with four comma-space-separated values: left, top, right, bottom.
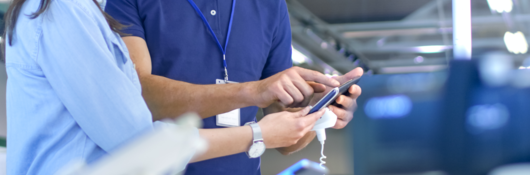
258, 107, 325, 148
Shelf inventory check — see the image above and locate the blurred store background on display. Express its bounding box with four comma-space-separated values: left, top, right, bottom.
1, 0, 530, 174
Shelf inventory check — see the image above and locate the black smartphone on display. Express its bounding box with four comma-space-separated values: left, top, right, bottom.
308, 87, 339, 114
330, 76, 361, 107
308, 76, 362, 114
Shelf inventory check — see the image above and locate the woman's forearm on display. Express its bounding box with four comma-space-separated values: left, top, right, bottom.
191, 126, 252, 162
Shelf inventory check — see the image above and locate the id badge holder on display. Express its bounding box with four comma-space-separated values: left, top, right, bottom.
216, 79, 241, 127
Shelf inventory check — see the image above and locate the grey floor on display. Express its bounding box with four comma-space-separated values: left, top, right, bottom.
261, 128, 354, 175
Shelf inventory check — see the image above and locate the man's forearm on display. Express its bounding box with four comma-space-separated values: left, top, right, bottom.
191, 126, 252, 162
140, 74, 257, 120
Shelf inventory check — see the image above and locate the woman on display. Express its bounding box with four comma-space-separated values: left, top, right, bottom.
3, 0, 326, 174
5, 0, 155, 174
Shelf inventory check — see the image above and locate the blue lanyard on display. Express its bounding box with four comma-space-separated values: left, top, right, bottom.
187, 0, 236, 83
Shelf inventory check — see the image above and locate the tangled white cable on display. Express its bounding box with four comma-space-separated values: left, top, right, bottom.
319, 141, 327, 167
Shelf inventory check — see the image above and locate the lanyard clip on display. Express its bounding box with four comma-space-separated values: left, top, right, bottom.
223, 54, 229, 83
224, 67, 229, 84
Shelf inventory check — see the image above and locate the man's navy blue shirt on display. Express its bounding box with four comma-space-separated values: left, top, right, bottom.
106, 0, 292, 174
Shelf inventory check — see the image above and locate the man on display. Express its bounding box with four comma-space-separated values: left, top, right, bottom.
105, 0, 363, 174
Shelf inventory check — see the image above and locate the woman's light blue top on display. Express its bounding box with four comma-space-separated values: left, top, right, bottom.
5, 0, 154, 174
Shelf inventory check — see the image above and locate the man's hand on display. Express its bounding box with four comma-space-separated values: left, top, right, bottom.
330, 67, 363, 129
310, 67, 363, 129
249, 67, 340, 108
258, 107, 325, 148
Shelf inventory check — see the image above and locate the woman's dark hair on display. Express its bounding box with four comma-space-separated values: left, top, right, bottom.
1, 0, 126, 58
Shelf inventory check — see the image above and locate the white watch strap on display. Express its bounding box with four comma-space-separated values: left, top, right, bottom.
249, 123, 263, 141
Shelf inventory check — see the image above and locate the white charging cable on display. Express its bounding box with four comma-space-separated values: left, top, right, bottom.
319, 140, 327, 167
311, 108, 337, 169
315, 128, 327, 167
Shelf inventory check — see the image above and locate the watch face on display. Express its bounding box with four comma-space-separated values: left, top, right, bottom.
248, 142, 266, 158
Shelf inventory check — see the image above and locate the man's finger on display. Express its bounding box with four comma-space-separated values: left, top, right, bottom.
307, 81, 326, 93
334, 67, 364, 84
277, 89, 294, 106
329, 105, 349, 121
283, 80, 305, 103
333, 120, 348, 129
335, 95, 355, 110
292, 80, 314, 98
349, 85, 362, 98
328, 105, 353, 129
295, 68, 340, 87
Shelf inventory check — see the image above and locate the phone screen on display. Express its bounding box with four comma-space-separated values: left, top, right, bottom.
307, 77, 362, 114
308, 87, 339, 114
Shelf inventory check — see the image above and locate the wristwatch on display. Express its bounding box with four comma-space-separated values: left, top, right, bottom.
245, 121, 266, 158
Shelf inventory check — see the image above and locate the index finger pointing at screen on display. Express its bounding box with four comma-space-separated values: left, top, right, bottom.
293, 67, 340, 87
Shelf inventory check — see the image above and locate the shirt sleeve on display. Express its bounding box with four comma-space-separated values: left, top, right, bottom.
105, 0, 145, 39
260, 0, 293, 79
37, 1, 153, 152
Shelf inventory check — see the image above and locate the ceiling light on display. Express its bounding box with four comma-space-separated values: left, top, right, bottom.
487, 0, 513, 13
414, 56, 424, 64
504, 31, 528, 54
412, 45, 452, 54
379, 65, 447, 74
320, 42, 328, 49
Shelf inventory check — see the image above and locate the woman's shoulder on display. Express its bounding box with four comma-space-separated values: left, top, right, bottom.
37, 0, 115, 58
50, 0, 99, 13
41, 0, 107, 29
